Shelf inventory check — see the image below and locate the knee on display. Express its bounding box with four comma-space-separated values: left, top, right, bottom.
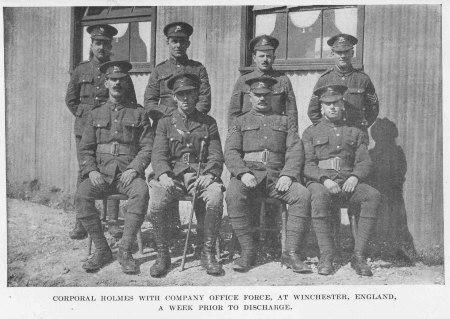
289, 183, 311, 203
204, 188, 223, 209
310, 189, 331, 206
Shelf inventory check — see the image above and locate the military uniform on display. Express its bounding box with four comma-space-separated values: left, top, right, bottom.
308, 34, 379, 130
149, 74, 224, 277
228, 35, 298, 129
225, 77, 311, 273
144, 57, 211, 121
75, 61, 153, 274
302, 84, 381, 276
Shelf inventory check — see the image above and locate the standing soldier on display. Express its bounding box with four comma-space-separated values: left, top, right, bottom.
225, 77, 311, 273
302, 85, 381, 276
308, 34, 379, 130
144, 21, 211, 240
149, 73, 224, 277
65, 24, 137, 240
228, 35, 298, 130
75, 61, 153, 274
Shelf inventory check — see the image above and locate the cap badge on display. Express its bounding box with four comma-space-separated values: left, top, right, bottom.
337, 37, 346, 43
175, 26, 182, 32
113, 66, 121, 73
99, 27, 105, 33
260, 39, 269, 46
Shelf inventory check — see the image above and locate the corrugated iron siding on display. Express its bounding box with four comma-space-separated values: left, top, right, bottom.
364, 5, 442, 250
5, 8, 75, 191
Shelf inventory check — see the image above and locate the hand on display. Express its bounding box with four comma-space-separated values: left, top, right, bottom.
342, 176, 359, 193
323, 179, 341, 194
241, 173, 257, 188
194, 174, 214, 190
275, 176, 292, 192
119, 169, 138, 187
89, 171, 106, 187
159, 173, 176, 194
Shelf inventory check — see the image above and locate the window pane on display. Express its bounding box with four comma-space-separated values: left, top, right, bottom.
323, 7, 358, 57
85, 7, 109, 17
287, 10, 321, 59
132, 6, 153, 16
110, 23, 130, 61
108, 7, 133, 17
255, 12, 286, 60
130, 21, 151, 62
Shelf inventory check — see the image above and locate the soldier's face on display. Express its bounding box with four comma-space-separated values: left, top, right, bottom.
91, 39, 112, 61
332, 49, 353, 69
249, 91, 272, 112
167, 37, 191, 59
173, 89, 199, 114
253, 50, 275, 71
105, 77, 128, 99
322, 99, 344, 121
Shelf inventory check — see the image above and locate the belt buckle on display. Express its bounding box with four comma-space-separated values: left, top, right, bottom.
262, 149, 269, 165
332, 157, 341, 171
182, 153, 190, 164
111, 142, 119, 156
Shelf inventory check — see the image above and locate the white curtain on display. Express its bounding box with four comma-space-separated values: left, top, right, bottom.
288, 10, 321, 31
138, 21, 152, 61
111, 23, 129, 42
255, 13, 277, 36
334, 8, 357, 35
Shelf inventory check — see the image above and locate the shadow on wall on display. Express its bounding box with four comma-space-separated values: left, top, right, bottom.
368, 117, 416, 263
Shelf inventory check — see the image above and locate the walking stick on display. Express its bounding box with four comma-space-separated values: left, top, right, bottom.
181, 139, 206, 271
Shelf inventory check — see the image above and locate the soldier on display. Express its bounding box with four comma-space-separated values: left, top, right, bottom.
149, 73, 224, 277
65, 24, 137, 240
302, 85, 381, 276
143, 21, 211, 240
308, 34, 379, 130
225, 77, 311, 273
75, 61, 153, 274
228, 34, 298, 130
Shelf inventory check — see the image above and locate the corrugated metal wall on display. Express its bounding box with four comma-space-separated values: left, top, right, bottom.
5, 8, 76, 191
364, 5, 442, 250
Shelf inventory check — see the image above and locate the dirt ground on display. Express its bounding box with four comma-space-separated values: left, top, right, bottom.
7, 198, 444, 287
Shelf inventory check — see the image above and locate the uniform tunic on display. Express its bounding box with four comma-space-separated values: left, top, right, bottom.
308, 67, 379, 130
143, 56, 211, 121
228, 69, 298, 129
302, 118, 380, 218
75, 98, 153, 219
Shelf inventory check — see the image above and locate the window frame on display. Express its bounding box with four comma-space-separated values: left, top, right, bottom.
70, 7, 156, 73
239, 5, 365, 72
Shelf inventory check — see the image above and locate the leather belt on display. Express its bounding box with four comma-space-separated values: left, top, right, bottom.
172, 153, 200, 164
97, 142, 136, 156
243, 150, 284, 164
318, 157, 352, 171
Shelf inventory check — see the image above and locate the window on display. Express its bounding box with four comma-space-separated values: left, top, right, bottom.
240, 5, 364, 71
70, 7, 156, 73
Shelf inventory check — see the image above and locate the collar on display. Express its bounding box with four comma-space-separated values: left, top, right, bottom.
169, 55, 189, 65
320, 117, 346, 128
334, 65, 355, 77
175, 108, 199, 120
249, 108, 274, 117
91, 57, 109, 67
106, 99, 126, 111
253, 68, 274, 77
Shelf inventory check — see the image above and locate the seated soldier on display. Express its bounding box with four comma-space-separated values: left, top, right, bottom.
302, 84, 381, 276
149, 73, 224, 277
75, 61, 153, 274
225, 77, 311, 273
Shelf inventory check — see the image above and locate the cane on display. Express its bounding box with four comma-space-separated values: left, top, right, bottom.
181, 139, 206, 271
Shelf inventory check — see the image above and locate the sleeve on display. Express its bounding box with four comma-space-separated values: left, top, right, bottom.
227, 77, 244, 127
280, 127, 303, 182
364, 78, 379, 127
126, 111, 154, 176
79, 112, 99, 176
150, 119, 173, 179
307, 79, 324, 125
302, 128, 331, 183
125, 75, 137, 104
196, 65, 211, 114
143, 68, 162, 120
284, 77, 299, 130
65, 67, 80, 116
224, 122, 252, 178
351, 130, 373, 181
202, 120, 224, 178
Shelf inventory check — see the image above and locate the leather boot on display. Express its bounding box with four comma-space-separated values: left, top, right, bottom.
150, 209, 171, 277
232, 233, 256, 272
317, 253, 334, 275
351, 253, 373, 276
118, 248, 139, 274
281, 251, 312, 273
200, 209, 222, 275
80, 217, 112, 271
69, 218, 88, 240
